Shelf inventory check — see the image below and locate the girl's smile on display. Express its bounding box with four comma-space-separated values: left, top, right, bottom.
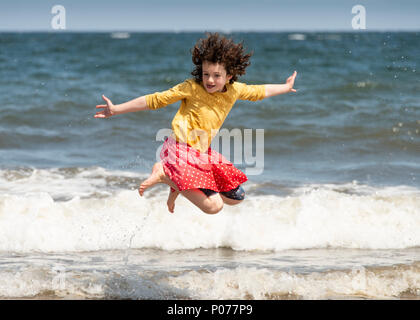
202, 61, 232, 93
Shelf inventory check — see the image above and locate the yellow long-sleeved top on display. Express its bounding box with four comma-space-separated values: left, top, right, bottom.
145, 79, 266, 152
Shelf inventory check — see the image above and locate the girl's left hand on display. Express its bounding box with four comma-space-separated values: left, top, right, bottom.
286, 71, 298, 92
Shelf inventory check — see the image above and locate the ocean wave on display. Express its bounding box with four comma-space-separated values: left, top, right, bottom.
0, 168, 419, 252
167, 263, 420, 300
1, 262, 419, 299
0, 167, 147, 201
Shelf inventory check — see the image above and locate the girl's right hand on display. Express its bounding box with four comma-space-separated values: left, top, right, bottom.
94, 95, 116, 118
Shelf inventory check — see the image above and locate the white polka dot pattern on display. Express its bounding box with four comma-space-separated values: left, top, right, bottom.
160, 137, 248, 192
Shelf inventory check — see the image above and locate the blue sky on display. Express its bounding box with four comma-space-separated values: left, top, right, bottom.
0, 0, 419, 31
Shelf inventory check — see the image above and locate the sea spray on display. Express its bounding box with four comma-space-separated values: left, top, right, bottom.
1, 170, 419, 252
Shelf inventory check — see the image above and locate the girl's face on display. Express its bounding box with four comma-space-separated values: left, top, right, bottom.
202, 61, 233, 93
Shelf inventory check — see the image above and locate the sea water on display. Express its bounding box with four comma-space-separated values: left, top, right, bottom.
0, 32, 419, 299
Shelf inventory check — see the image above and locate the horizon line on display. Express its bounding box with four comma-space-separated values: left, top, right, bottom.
1, 29, 419, 33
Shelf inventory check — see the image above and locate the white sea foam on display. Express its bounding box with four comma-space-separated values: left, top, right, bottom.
0, 167, 419, 252
110, 32, 130, 39
1, 263, 419, 299
167, 263, 420, 299
0, 167, 146, 200
288, 33, 306, 41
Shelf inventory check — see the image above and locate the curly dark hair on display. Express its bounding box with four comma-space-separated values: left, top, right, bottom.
191, 33, 253, 84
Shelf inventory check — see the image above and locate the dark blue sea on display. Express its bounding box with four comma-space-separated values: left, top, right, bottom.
0, 32, 419, 299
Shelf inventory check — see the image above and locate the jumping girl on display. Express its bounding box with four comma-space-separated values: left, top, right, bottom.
95, 33, 297, 214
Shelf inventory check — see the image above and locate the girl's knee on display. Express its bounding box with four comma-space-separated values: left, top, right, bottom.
223, 198, 243, 206
220, 186, 245, 206
202, 197, 223, 214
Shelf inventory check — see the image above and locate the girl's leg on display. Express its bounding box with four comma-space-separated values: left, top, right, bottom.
167, 189, 179, 213
220, 185, 245, 206
139, 161, 178, 196
139, 161, 223, 214
181, 189, 224, 215
220, 194, 243, 206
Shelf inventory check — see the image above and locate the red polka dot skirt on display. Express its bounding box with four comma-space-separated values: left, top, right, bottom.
160, 137, 247, 192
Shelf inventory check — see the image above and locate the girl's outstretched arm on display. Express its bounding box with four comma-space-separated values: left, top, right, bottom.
264, 71, 298, 98
94, 95, 149, 118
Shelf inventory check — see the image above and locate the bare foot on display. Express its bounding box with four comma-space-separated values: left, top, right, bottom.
167, 189, 180, 213
138, 162, 165, 196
